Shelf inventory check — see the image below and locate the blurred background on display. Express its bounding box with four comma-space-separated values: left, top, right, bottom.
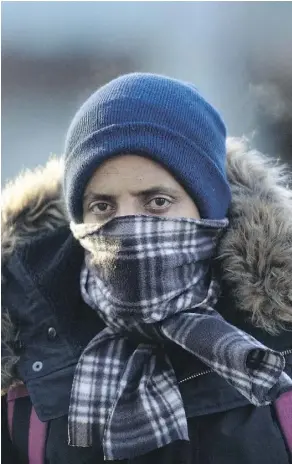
2, 1, 292, 183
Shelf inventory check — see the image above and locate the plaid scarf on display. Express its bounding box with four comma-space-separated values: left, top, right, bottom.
69, 215, 290, 461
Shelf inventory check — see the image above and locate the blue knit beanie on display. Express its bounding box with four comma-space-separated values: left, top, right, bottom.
64, 73, 231, 222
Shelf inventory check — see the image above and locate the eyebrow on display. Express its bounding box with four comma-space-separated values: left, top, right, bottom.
83, 186, 181, 204
131, 186, 181, 198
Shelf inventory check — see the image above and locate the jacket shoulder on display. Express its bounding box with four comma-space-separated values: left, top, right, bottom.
1, 157, 68, 392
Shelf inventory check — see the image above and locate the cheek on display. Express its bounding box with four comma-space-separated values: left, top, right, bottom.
188, 202, 201, 219
83, 211, 94, 223
168, 200, 200, 219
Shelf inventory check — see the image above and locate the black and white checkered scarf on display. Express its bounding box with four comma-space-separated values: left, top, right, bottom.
69, 215, 290, 460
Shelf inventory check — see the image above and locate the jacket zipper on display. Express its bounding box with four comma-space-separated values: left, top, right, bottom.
179, 369, 212, 384
178, 348, 292, 385
281, 348, 292, 356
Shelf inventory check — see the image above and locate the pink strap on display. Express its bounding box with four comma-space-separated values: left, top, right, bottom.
7, 384, 29, 438
7, 393, 15, 439
28, 407, 48, 464
7, 384, 47, 464
275, 390, 292, 453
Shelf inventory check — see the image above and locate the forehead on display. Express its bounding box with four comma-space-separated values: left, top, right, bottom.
86, 154, 180, 191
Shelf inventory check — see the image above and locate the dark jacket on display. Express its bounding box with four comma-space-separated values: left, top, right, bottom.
2, 138, 292, 464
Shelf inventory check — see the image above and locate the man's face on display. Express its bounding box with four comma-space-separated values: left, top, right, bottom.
83, 155, 200, 224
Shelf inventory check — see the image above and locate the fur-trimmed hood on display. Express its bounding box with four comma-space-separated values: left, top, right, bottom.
2, 137, 292, 390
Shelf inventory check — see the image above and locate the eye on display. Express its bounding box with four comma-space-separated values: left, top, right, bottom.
89, 202, 113, 214
146, 197, 172, 211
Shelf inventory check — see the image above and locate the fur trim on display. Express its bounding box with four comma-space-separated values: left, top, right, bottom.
1, 157, 67, 270
219, 137, 292, 334
1, 312, 21, 392
1, 139, 292, 390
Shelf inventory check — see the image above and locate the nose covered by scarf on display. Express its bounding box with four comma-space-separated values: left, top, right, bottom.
69, 215, 290, 461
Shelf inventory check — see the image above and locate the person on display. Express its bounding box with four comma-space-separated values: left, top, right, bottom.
1, 73, 292, 464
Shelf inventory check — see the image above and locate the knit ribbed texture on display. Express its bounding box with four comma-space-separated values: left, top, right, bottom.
64, 73, 231, 222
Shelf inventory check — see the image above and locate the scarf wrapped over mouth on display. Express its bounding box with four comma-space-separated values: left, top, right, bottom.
69, 215, 291, 460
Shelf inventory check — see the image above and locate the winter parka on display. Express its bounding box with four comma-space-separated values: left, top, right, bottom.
1, 138, 292, 464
